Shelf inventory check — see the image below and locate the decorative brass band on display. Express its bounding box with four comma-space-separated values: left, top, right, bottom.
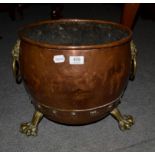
12, 40, 22, 84
34, 95, 121, 113
130, 40, 137, 80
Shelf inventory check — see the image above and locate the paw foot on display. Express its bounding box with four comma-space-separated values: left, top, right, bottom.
119, 115, 134, 131
20, 122, 38, 136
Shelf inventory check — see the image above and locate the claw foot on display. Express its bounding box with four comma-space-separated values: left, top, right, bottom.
19, 110, 43, 136
110, 108, 134, 131
20, 122, 38, 136
118, 115, 134, 131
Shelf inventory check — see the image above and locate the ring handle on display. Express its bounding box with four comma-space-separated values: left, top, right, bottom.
12, 40, 22, 84
130, 40, 137, 81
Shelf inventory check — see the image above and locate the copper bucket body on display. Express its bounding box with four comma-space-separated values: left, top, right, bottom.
17, 19, 132, 125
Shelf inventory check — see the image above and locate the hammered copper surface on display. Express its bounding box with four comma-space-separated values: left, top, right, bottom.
19, 19, 132, 125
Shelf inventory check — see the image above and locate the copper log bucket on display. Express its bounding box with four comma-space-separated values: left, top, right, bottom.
12, 19, 137, 136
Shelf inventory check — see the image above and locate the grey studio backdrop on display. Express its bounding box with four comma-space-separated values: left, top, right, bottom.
0, 4, 155, 151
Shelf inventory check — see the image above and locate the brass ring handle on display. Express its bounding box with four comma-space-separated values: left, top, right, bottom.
130, 40, 137, 81
12, 40, 22, 84
12, 58, 22, 84
130, 57, 137, 81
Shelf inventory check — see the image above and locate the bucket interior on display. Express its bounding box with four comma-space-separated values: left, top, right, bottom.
20, 21, 130, 46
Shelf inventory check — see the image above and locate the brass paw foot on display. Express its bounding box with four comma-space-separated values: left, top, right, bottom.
20, 110, 43, 136
20, 122, 38, 136
118, 115, 134, 130
110, 108, 134, 131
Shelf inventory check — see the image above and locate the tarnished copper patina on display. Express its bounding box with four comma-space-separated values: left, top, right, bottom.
12, 19, 137, 136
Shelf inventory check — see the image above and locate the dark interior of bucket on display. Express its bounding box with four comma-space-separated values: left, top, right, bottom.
20, 22, 129, 46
